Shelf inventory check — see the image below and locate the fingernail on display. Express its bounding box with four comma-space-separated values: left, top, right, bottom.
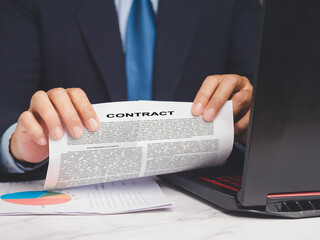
73, 126, 83, 138
203, 108, 215, 122
88, 118, 99, 131
54, 126, 64, 139
39, 137, 47, 146
192, 102, 203, 116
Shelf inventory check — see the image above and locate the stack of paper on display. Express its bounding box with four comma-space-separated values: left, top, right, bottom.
0, 177, 173, 215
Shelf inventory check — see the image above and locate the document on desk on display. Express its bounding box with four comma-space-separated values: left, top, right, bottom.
45, 101, 234, 190
0, 177, 173, 215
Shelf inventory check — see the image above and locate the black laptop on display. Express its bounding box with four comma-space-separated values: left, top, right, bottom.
161, 0, 320, 219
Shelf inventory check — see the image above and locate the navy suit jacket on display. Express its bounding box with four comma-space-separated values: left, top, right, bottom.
0, 0, 261, 178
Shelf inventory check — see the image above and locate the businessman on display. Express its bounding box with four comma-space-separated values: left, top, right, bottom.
0, 0, 261, 176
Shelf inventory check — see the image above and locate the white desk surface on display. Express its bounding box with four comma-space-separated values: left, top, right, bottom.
0, 178, 319, 240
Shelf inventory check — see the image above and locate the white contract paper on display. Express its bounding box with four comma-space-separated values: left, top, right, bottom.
0, 177, 173, 215
45, 101, 234, 190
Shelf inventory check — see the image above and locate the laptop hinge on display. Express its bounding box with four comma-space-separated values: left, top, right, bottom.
266, 192, 320, 213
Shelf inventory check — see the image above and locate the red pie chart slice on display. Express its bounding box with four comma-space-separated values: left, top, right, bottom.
1, 191, 72, 205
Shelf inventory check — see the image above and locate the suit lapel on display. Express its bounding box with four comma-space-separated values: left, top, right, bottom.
153, 0, 200, 100
77, 0, 127, 101
76, 0, 200, 101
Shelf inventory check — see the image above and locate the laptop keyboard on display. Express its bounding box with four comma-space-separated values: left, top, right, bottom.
199, 175, 242, 192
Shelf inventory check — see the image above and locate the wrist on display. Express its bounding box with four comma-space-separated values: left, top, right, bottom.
9, 133, 47, 170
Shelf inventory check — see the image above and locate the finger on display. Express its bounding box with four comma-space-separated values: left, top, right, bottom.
231, 88, 252, 118
234, 109, 251, 137
66, 88, 100, 131
29, 90, 64, 139
203, 75, 238, 122
192, 75, 222, 116
17, 111, 47, 146
47, 88, 83, 138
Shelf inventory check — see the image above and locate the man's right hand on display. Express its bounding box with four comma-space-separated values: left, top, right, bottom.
10, 88, 100, 164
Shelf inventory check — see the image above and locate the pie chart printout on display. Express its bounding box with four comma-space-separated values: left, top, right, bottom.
0, 191, 72, 206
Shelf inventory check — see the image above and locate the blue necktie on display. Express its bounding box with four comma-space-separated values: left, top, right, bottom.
125, 0, 156, 101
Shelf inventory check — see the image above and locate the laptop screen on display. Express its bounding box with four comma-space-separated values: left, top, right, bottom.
239, 0, 320, 206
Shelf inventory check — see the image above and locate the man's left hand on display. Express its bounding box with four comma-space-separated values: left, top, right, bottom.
192, 74, 253, 144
